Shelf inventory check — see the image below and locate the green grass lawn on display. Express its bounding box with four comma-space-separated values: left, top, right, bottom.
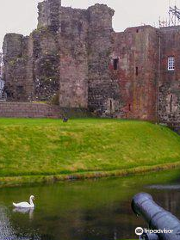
0, 118, 180, 185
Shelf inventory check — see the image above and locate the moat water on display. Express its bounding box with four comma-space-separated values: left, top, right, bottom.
0, 169, 180, 240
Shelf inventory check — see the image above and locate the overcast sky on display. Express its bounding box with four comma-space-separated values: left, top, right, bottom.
0, 0, 178, 50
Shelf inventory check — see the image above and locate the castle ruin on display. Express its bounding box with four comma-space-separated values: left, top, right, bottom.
2, 0, 180, 128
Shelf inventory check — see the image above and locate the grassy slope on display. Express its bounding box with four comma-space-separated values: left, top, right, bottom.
0, 118, 180, 185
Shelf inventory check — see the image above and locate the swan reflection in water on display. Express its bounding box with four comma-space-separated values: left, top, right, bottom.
13, 207, 34, 220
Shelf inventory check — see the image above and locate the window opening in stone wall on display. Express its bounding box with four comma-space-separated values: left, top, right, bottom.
168, 57, 175, 71
17, 86, 24, 94
136, 29, 139, 33
136, 67, 139, 76
110, 99, 113, 114
129, 104, 131, 111
113, 58, 119, 70
78, 23, 83, 35
170, 94, 173, 112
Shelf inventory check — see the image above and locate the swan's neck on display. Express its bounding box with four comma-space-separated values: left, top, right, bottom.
29, 197, 34, 207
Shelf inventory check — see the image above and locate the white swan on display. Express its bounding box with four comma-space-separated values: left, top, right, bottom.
13, 195, 35, 208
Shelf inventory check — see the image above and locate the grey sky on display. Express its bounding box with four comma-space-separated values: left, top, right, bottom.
0, 0, 177, 50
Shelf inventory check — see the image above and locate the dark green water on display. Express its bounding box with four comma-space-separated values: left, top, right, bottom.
0, 169, 180, 240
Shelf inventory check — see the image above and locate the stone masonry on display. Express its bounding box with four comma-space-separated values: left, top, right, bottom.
2, 0, 180, 126
0, 102, 61, 118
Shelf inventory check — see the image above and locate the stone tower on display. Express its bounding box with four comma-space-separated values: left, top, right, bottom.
59, 4, 116, 110
38, 0, 61, 32
3, 0, 62, 102
87, 4, 118, 115
59, 6, 89, 108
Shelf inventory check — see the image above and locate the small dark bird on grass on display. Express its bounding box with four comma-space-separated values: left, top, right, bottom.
63, 117, 69, 122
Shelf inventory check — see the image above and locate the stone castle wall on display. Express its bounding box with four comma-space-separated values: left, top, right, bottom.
3, 34, 34, 101
158, 27, 180, 124
3, 0, 61, 102
2, 0, 180, 125
0, 102, 61, 118
111, 26, 159, 121
38, 0, 61, 32
59, 7, 88, 108
87, 4, 119, 116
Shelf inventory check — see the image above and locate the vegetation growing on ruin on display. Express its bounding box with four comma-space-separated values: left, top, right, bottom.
0, 118, 180, 186
50, 92, 59, 105
32, 26, 49, 34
